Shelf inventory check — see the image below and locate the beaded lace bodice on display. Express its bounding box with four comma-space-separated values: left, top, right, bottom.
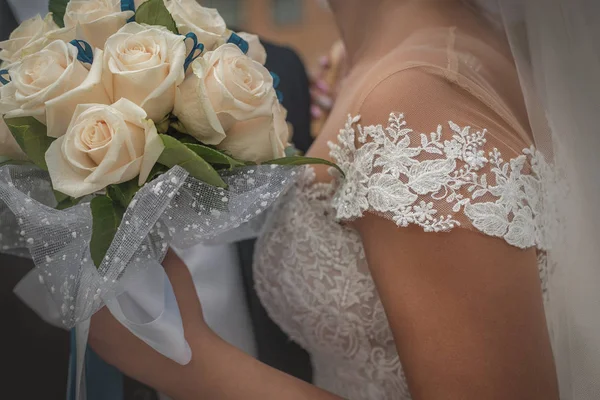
253, 113, 553, 399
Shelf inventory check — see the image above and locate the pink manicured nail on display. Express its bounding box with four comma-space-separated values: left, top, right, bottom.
316, 80, 330, 92
311, 104, 323, 118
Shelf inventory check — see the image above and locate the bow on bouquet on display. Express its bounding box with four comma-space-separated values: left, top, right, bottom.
0, 0, 339, 395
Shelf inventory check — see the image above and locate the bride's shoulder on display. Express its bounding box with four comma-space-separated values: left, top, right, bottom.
326, 66, 554, 251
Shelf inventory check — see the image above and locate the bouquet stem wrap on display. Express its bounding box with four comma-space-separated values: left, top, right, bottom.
0, 163, 301, 399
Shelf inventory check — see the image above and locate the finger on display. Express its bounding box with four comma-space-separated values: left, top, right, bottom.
312, 93, 334, 111
311, 104, 324, 119
318, 55, 331, 68
314, 79, 330, 93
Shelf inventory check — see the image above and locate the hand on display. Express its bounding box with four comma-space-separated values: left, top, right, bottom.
309, 41, 347, 137
310, 57, 336, 121
89, 250, 210, 400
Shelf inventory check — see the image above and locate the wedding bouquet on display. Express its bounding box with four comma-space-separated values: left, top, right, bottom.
0, 0, 338, 392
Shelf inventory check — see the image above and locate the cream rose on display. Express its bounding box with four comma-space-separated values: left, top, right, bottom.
0, 119, 27, 160
64, 0, 135, 51
0, 14, 75, 65
218, 101, 290, 163
45, 99, 164, 198
0, 40, 110, 138
167, 0, 228, 51
102, 23, 186, 122
173, 44, 289, 162
236, 32, 267, 65
0, 14, 58, 63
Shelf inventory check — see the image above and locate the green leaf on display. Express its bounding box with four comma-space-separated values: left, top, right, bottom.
106, 179, 140, 209
264, 156, 345, 177
48, 0, 69, 27
170, 120, 188, 134
157, 135, 226, 188
4, 116, 54, 171
135, 0, 178, 34
54, 190, 82, 210
147, 163, 169, 181
169, 132, 196, 144
56, 196, 83, 210
185, 144, 245, 170
90, 196, 125, 269
53, 190, 69, 204
155, 115, 170, 134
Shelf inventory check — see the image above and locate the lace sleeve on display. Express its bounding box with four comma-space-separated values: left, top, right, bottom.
329, 69, 552, 250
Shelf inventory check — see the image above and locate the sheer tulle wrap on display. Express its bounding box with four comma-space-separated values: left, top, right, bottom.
0, 162, 299, 397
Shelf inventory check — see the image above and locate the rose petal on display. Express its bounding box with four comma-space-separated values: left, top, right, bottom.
237, 32, 267, 65
217, 101, 288, 163
46, 48, 111, 138
74, 12, 135, 50
173, 67, 226, 145
0, 119, 28, 160
111, 64, 169, 108
167, 0, 227, 51
138, 120, 163, 185
46, 136, 107, 198
103, 23, 186, 122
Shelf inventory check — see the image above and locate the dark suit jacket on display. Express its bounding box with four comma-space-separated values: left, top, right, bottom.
0, 0, 17, 42
236, 39, 314, 384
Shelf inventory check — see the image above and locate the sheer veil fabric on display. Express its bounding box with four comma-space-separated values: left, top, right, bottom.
472, 0, 600, 398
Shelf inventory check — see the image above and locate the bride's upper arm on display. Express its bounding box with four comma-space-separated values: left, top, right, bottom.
332, 69, 559, 399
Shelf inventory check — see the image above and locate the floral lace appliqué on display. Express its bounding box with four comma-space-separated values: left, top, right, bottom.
329, 113, 551, 250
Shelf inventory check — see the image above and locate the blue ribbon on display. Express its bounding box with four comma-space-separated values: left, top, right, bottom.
121, 0, 135, 12
69, 40, 94, 64
270, 72, 280, 89
0, 69, 10, 85
269, 72, 283, 103
121, 0, 136, 22
184, 32, 205, 71
227, 32, 249, 54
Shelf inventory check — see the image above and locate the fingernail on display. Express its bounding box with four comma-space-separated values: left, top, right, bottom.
317, 95, 333, 109
311, 104, 323, 118
316, 80, 330, 92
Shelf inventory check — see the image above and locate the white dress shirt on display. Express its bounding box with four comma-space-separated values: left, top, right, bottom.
173, 243, 257, 357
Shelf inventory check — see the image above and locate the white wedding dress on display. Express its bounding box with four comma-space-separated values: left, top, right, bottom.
253, 27, 557, 400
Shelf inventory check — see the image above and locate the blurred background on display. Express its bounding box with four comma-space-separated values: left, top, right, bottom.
5, 0, 341, 70
197, 0, 339, 70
